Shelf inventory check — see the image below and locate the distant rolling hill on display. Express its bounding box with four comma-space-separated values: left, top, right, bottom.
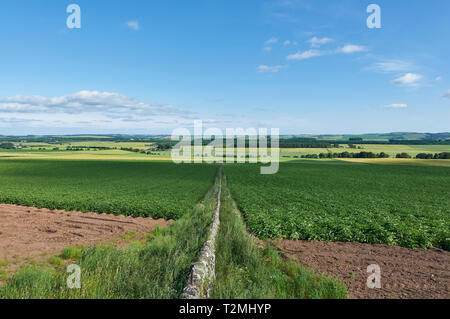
288, 132, 450, 141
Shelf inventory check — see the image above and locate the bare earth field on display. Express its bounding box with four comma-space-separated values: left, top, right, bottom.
0, 204, 172, 276
276, 240, 450, 299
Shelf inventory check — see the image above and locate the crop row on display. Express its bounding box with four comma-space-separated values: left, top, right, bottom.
0, 159, 216, 220
225, 161, 450, 250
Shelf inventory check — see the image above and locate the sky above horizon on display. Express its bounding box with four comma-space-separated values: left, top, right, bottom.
0, 0, 449, 135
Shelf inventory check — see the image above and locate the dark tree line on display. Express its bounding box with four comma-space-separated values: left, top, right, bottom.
415, 152, 450, 159
0, 142, 15, 149
298, 151, 450, 159
67, 146, 112, 151
316, 151, 390, 159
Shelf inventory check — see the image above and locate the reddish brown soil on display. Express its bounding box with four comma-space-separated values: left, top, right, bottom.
0, 204, 172, 277
276, 240, 450, 299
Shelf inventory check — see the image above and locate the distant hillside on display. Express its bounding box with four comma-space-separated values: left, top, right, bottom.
1, 132, 449, 143
290, 132, 450, 141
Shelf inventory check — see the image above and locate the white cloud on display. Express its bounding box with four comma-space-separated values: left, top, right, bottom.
0, 91, 202, 134
265, 37, 278, 45
337, 44, 366, 54
126, 20, 140, 30
286, 49, 322, 60
391, 73, 423, 86
384, 103, 408, 109
435, 76, 442, 81
0, 91, 187, 118
0, 117, 41, 124
263, 46, 272, 52
308, 37, 333, 47
287, 43, 366, 61
367, 60, 426, 88
442, 90, 450, 99
257, 65, 283, 73
282, 40, 298, 46
370, 60, 415, 73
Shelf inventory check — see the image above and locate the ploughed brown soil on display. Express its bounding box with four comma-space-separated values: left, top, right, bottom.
276, 240, 450, 299
0, 204, 172, 278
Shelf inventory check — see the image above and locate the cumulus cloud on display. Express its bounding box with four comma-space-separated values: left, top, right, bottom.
391, 73, 423, 86
308, 37, 333, 47
257, 65, 283, 73
337, 44, 366, 54
126, 20, 140, 30
0, 91, 186, 118
286, 49, 322, 60
263, 46, 272, 52
366, 60, 426, 88
384, 103, 408, 109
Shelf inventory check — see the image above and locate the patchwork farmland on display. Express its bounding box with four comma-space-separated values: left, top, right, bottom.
0, 143, 449, 299
2, 0, 450, 307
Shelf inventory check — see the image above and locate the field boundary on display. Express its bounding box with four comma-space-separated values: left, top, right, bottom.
180, 167, 222, 299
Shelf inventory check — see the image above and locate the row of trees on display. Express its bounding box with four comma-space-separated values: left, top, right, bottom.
293, 151, 450, 159
119, 147, 160, 155
279, 142, 333, 148
317, 151, 390, 159
0, 142, 15, 149
66, 146, 112, 151
155, 142, 175, 151
415, 152, 450, 159
291, 152, 388, 159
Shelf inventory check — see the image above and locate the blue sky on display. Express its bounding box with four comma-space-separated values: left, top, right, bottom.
0, 0, 449, 135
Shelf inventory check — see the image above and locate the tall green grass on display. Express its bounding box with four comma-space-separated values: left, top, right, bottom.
0, 169, 220, 299
211, 177, 347, 299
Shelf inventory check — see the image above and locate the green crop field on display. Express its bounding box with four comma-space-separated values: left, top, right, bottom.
0, 163, 346, 299
0, 159, 216, 220
0, 172, 222, 299
225, 161, 450, 250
